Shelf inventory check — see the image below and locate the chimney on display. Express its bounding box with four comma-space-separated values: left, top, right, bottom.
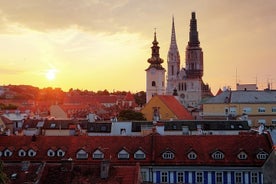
100, 160, 110, 179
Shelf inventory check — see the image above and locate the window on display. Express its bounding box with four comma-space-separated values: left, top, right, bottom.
272, 119, 276, 125
4, 149, 12, 157
196, 172, 203, 183
256, 151, 268, 160
258, 107, 266, 113
93, 149, 104, 159
258, 119, 266, 124
272, 107, 276, 112
57, 149, 65, 157
162, 151, 174, 160
100, 126, 107, 131
243, 107, 252, 114
211, 151, 224, 160
141, 171, 147, 182
134, 150, 146, 160
118, 149, 129, 159
18, 149, 26, 157
28, 149, 36, 157
47, 149, 55, 157
235, 172, 242, 184
216, 172, 223, 184
50, 123, 56, 128
161, 172, 168, 183
177, 172, 184, 183
237, 151, 248, 160
120, 128, 126, 135
187, 151, 197, 160
251, 172, 258, 184
76, 149, 88, 160
152, 81, 156, 87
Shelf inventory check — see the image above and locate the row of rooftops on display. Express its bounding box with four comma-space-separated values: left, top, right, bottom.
206, 90, 276, 104
3, 117, 251, 133
0, 133, 273, 166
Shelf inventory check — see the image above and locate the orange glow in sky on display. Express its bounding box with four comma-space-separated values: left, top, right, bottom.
0, 0, 275, 93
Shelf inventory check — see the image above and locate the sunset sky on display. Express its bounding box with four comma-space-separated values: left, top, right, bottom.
0, 0, 275, 93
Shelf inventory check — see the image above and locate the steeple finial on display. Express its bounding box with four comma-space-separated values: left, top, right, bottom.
188, 12, 200, 47
146, 29, 164, 70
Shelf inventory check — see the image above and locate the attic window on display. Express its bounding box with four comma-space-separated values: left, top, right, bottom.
47, 149, 55, 157
237, 151, 248, 160
162, 151, 175, 160
118, 149, 129, 159
211, 150, 224, 160
134, 150, 146, 160
28, 149, 37, 157
187, 151, 197, 160
18, 149, 26, 157
256, 151, 268, 160
4, 149, 13, 157
93, 149, 104, 159
76, 149, 88, 160
57, 149, 65, 157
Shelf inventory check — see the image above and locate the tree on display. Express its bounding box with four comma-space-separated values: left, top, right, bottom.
134, 91, 146, 107
0, 160, 9, 184
118, 110, 146, 121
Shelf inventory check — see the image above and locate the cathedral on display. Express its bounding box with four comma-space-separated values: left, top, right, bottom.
146, 12, 213, 109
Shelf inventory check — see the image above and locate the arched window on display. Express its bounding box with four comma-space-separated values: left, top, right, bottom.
152, 81, 156, 87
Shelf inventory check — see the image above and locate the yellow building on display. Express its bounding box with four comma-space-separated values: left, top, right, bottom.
141, 95, 193, 121
203, 90, 276, 127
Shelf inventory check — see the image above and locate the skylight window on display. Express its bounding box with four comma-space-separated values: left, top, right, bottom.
134, 150, 146, 160
211, 150, 224, 160
118, 149, 129, 159
162, 151, 175, 160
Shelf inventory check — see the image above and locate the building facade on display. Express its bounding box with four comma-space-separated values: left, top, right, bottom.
202, 90, 276, 127
166, 12, 212, 108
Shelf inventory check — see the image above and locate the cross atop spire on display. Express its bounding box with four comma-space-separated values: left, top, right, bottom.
188, 12, 200, 47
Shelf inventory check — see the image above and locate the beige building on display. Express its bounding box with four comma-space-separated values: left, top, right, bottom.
202, 90, 276, 127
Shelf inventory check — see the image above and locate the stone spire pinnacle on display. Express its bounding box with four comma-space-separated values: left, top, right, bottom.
188, 12, 200, 47
169, 16, 179, 51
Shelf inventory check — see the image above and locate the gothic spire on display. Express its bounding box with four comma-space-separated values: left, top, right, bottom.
188, 12, 200, 47
169, 16, 179, 51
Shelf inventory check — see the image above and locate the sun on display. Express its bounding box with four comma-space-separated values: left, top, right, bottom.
46, 69, 57, 81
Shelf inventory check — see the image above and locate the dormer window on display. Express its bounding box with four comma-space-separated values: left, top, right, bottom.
211, 150, 224, 160
93, 149, 104, 159
134, 150, 146, 160
237, 151, 248, 160
256, 151, 268, 160
57, 149, 65, 157
18, 149, 26, 157
76, 149, 88, 160
118, 149, 129, 159
47, 149, 55, 157
162, 151, 175, 160
187, 151, 197, 160
28, 149, 37, 157
4, 149, 13, 157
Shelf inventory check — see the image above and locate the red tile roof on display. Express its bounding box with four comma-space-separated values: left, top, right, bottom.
157, 95, 193, 120
0, 133, 273, 167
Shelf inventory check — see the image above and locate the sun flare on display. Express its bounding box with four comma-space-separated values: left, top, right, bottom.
46, 69, 57, 81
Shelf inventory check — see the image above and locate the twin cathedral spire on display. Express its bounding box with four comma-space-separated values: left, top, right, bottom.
146, 12, 212, 107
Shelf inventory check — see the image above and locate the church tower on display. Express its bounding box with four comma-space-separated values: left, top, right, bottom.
166, 17, 181, 95
185, 12, 203, 78
146, 31, 166, 103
